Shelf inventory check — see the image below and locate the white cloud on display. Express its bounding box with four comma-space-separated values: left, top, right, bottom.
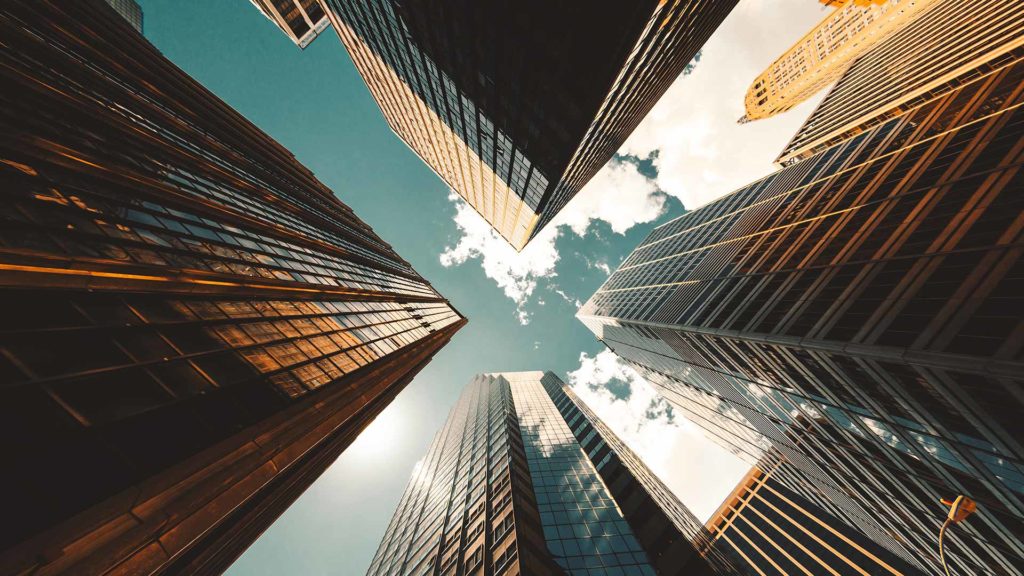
550, 286, 582, 309
438, 157, 663, 320
550, 158, 665, 236
620, 0, 830, 210
567, 350, 750, 522
439, 193, 560, 324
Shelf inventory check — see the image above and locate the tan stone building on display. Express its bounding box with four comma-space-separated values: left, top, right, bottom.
740, 0, 933, 123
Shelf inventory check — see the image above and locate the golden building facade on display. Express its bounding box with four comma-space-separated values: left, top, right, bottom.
0, 2, 463, 574
777, 0, 1024, 163
741, 0, 933, 123
706, 465, 923, 576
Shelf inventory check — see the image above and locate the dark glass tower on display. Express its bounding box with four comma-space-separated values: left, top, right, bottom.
707, 463, 924, 576
368, 372, 740, 576
579, 47, 1024, 575
323, 0, 737, 250
0, 2, 464, 575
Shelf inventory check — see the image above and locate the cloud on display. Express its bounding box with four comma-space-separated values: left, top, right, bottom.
550, 285, 582, 309
620, 0, 830, 210
590, 260, 612, 275
439, 193, 561, 324
439, 157, 663, 320
549, 157, 666, 236
567, 350, 750, 521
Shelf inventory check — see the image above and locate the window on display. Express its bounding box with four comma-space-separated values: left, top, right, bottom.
464, 546, 483, 572
493, 540, 518, 575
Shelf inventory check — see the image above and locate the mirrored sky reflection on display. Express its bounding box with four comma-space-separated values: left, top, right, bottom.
513, 375, 658, 574
132, 0, 834, 573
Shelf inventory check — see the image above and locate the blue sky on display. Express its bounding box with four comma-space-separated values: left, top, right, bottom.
136, 1, 831, 573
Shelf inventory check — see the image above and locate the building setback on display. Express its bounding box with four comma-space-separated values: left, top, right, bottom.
248, 0, 332, 49
777, 0, 1024, 164
579, 39, 1024, 575
367, 372, 741, 576
322, 0, 737, 250
707, 463, 924, 576
0, 2, 464, 574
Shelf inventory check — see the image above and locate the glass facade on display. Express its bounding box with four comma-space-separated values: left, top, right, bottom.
368, 373, 561, 576
707, 465, 924, 576
512, 374, 659, 574
368, 372, 739, 576
103, 0, 142, 34
777, 0, 1024, 163
322, 0, 736, 249
579, 49, 1024, 575
741, 0, 933, 122
0, 2, 463, 575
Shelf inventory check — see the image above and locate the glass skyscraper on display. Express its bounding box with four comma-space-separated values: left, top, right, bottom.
322, 0, 737, 250
0, 2, 463, 575
776, 0, 1024, 164
579, 37, 1024, 575
368, 372, 740, 576
103, 0, 143, 34
707, 463, 924, 576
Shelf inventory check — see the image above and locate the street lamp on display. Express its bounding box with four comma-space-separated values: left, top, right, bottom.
938, 495, 977, 576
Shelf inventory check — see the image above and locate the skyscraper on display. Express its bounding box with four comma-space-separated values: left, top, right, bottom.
103, 0, 143, 34
707, 463, 924, 575
777, 0, 1024, 163
322, 0, 737, 250
0, 2, 464, 575
579, 37, 1024, 575
249, 0, 331, 49
740, 0, 933, 123
368, 372, 740, 576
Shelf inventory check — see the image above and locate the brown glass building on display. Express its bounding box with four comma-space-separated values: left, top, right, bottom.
707, 464, 924, 576
367, 372, 741, 576
579, 37, 1024, 575
323, 0, 737, 250
0, 2, 464, 574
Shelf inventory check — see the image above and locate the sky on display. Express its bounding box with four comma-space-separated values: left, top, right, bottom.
135, 1, 832, 574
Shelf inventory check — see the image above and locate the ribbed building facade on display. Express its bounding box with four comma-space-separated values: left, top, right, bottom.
707, 464, 923, 576
368, 372, 739, 576
249, 0, 332, 49
777, 0, 1024, 163
323, 0, 736, 250
0, 2, 463, 574
741, 0, 933, 123
579, 46, 1024, 574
